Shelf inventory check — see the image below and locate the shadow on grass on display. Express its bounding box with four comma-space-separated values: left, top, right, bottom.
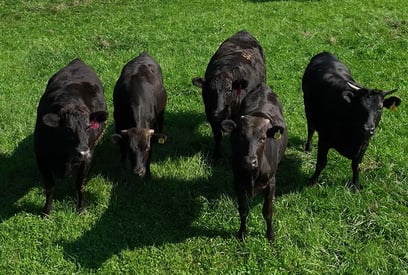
61, 109, 234, 270
276, 136, 309, 197
0, 134, 40, 220
248, 0, 320, 2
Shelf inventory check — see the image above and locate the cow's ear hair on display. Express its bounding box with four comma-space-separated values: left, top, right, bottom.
221, 119, 237, 134
341, 90, 355, 104
152, 133, 168, 144
232, 79, 249, 90
192, 77, 205, 88
266, 126, 285, 139
90, 111, 108, 123
110, 134, 122, 144
42, 113, 60, 128
383, 96, 402, 110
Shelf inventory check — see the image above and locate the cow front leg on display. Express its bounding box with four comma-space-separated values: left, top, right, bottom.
39, 166, 55, 216
235, 187, 249, 241
75, 161, 91, 213
263, 179, 275, 242
351, 159, 362, 192
308, 140, 329, 186
210, 121, 222, 159
145, 150, 152, 178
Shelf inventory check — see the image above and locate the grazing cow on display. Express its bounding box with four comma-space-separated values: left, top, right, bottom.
302, 51, 401, 191
111, 52, 167, 177
221, 83, 287, 242
34, 58, 108, 215
192, 30, 266, 158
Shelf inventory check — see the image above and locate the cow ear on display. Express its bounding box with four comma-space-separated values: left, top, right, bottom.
90, 111, 108, 123
42, 113, 60, 127
383, 96, 402, 111
110, 134, 122, 144
221, 119, 237, 134
266, 126, 285, 139
341, 90, 355, 104
192, 77, 205, 88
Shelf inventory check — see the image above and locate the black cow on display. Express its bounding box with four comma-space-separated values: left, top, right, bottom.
111, 52, 167, 177
302, 52, 401, 191
221, 83, 287, 242
34, 58, 108, 215
192, 30, 266, 158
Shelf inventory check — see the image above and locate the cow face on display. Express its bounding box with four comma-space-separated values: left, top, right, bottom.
42, 104, 108, 163
111, 128, 155, 177
344, 83, 401, 136
222, 116, 284, 171
193, 74, 249, 122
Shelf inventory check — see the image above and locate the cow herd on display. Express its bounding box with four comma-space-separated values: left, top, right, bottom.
33, 30, 401, 242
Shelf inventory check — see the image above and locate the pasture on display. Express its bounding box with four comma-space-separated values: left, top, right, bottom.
0, 0, 407, 273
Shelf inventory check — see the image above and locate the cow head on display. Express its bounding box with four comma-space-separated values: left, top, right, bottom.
111, 128, 166, 177
193, 73, 249, 123
42, 104, 108, 163
222, 115, 284, 171
343, 82, 401, 136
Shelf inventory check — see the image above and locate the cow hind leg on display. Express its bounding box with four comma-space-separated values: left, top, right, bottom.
308, 140, 329, 186
305, 121, 315, 152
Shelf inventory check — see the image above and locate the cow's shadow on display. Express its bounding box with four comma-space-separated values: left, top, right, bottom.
276, 136, 309, 197
0, 134, 41, 220
61, 109, 234, 269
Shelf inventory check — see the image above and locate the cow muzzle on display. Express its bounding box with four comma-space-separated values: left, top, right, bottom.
363, 124, 376, 136
132, 167, 146, 177
76, 146, 91, 160
243, 156, 258, 170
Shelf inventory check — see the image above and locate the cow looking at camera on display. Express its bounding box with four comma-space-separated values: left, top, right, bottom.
192, 30, 266, 158
302, 51, 401, 191
111, 52, 167, 177
34, 58, 108, 216
221, 83, 288, 242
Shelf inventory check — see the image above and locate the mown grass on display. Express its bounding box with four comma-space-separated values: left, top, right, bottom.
0, 0, 407, 273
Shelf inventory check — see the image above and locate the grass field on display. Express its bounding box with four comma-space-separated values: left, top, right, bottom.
0, 0, 407, 273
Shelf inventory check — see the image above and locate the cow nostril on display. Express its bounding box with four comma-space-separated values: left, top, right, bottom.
364, 126, 375, 135
133, 168, 145, 177
76, 145, 91, 159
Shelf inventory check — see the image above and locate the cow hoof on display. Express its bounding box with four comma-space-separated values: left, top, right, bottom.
41, 207, 51, 217
40, 211, 51, 218
237, 229, 247, 241
350, 184, 362, 193
77, 207, 88, 215
307, 179, 317, 187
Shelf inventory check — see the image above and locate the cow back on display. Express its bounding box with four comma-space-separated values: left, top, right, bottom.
113, 52, 166, 131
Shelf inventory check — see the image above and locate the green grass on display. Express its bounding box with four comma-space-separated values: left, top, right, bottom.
1, 0, 407, 273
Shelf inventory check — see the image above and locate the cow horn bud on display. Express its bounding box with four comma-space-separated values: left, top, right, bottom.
346, 82, 361, 91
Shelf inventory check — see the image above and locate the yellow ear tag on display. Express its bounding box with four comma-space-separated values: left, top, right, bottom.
390, 102, 398, 112
158, 137, 165, 144
273, 131, 282, 140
